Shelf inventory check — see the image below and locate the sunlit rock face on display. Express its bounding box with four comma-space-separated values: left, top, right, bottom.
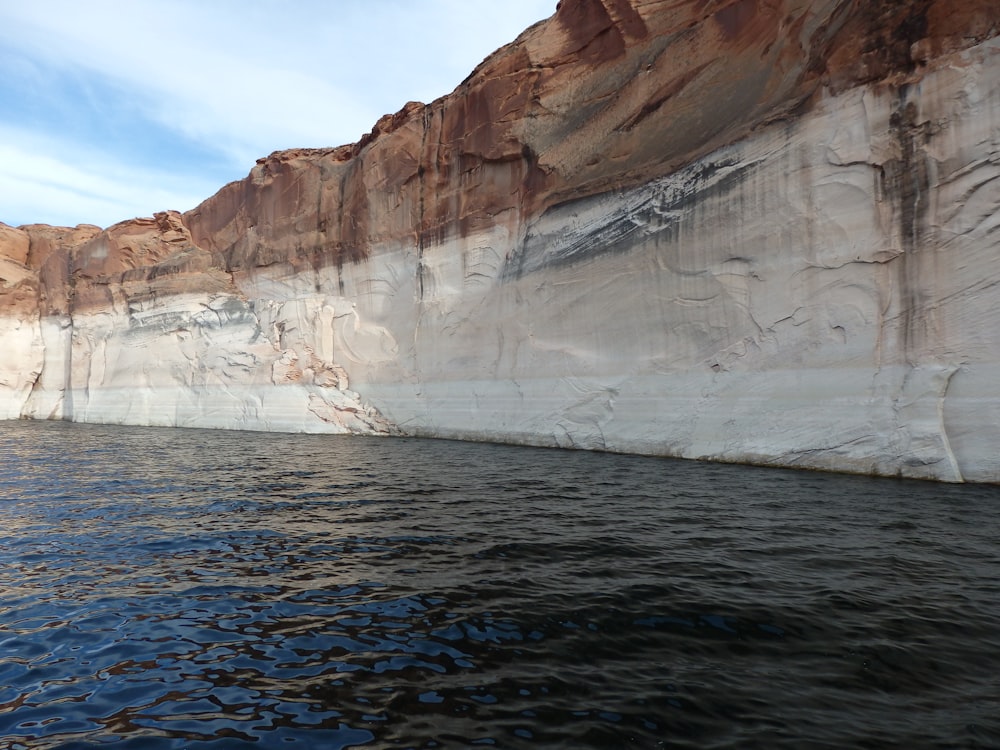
1, 0, 998, 481
0, 223, 39, 420
0, 216, 395, 435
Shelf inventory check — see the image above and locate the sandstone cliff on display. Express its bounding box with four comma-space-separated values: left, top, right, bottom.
2, 0, 998, 481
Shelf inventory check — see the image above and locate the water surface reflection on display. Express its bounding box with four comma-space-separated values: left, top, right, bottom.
1, 422, 999, 748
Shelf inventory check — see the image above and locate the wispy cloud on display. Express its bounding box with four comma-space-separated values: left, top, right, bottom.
0, 126, 221, 228
0, 0, 553, 228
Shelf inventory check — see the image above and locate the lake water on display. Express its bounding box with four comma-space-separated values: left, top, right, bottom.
1, 421, 998, 749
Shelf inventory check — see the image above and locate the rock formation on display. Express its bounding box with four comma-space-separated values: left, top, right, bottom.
2, 0, 998, 481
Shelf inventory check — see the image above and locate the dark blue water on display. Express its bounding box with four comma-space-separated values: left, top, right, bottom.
1, 421, 999, 749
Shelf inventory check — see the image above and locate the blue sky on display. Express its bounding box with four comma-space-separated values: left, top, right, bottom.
0, 0, 554, 229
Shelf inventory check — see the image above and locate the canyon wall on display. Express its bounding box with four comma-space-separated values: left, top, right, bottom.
2, 0, 998, 482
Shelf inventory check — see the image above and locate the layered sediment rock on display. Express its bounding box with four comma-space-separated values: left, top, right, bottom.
2, 0, 998, 481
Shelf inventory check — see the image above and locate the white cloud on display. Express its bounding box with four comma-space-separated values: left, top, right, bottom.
0, 0, 554, 227
0, 128, 219, 228
0, 1, 553, 159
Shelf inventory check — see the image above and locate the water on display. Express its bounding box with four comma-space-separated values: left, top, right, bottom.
1, 422, 998, 749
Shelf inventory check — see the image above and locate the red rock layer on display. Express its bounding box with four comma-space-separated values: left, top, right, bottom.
1, 0, 997, 312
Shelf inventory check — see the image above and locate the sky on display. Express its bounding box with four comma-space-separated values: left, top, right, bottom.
0, 0, 555, 229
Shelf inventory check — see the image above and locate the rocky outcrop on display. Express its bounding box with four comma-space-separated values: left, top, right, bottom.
0, 213, 396, 433
2, 0, 998, 481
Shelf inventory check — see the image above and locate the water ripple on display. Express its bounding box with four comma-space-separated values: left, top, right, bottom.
1, 422, 999, 748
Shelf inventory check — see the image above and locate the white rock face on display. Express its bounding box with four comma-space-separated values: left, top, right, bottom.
9, 290, 396, 435
0, 254, 43, 420
0, 317, 43, 420
1, 37, 998, 483
334, 38, 1000, 483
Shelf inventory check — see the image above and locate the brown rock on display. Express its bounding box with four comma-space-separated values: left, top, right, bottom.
0, 223, 30, 266
176, 0, 998, 282
0, 224, 37, 320
6, 0, 999, 338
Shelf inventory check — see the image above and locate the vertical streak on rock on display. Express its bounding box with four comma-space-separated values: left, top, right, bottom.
890, 86, 931, 366
416, 107, 431, 301
335, 166, 347, 296
22, 232, 46, 412
313, 165, 325, 293
63, 281, 75, 421
886, 82, 966, 481
938, 365, 964, 482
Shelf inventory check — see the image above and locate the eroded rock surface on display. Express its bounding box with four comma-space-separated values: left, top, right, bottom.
2, 0, 998, 480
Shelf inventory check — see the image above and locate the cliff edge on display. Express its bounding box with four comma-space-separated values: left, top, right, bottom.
2, 0, 999, 481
